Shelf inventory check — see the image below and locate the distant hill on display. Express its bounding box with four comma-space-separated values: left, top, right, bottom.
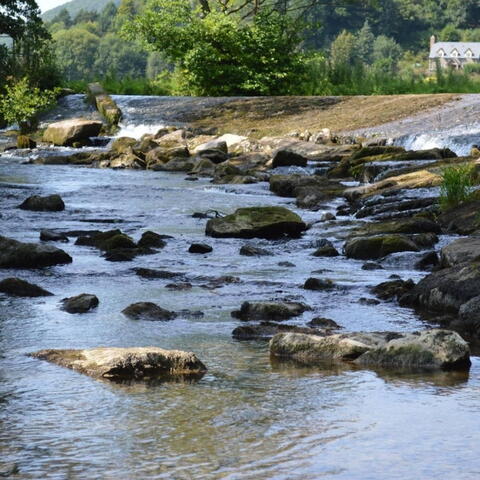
42, 0, 121, 22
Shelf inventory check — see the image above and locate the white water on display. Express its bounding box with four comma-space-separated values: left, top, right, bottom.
115, 122, 166, 139
393, 123, 480, 156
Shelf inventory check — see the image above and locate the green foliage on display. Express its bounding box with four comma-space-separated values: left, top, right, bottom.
0, 78, 59, 132
372, 35, 403, 73
439, 163, 477, 211
42, 0, 121, 23
125, 0, 306, 95
330, 30, 357, 67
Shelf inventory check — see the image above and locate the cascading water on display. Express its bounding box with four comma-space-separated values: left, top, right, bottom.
393, 123, 480, 156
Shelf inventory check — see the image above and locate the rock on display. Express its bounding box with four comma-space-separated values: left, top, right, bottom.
359, 297, 380, 305
111, 137, 137, 154
0, 463, 19, 477
0, 277, 53, 297
415, 251, 439, 270
196, 148, 228, 164
307, 317, 341, 329
440, 237, 480, 267
152, 157, 197, 172
43, 119, 102, 146
232, 321, 321, 341
270, 330, 470, 371
362, 262, 383, 270
239, 245, 273, 256
313, 245, 339, 257
17, 135, 36, 149
372, 279, 415, 301
269, 175, 341, 200
137, 231, 167, 249
188, 243, 213, 254
231, 301, 311, 321
0, 236, 72, 269
351, 217, 442, 237
320, 212, 336, 222
145, 145, 190, 168
122, 302, 176, 321
206, 206, 307, 239
344, 235, 420, 260
304, 277, 335, 290
29, 346, 206, 380
454, 296, 480, 340
437, 200, 480, 234
166, 282, 193, 291
102, 234, 136, 251
61, 293, 99, 314
19, 194, 65, 212
194, 139, 228, 155
104, 250, 137, 262
155, 129, 186, 146
278, 261, 295, 267
134, 268, 184, 280
109, 150, 145, 169
40, 229, 69, 242
190, 158, 216, 176
399, 262, 480, 314
271, 149, 308, 168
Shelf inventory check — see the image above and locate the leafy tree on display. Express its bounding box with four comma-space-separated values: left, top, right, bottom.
372, 35, 403, 73
0, 77, 59, 132
99, 2, 118, 33
440, 24, 461, 42
124, 0, 306, 95
146, 51, 170, 79
94, 33, 147, 78
50, 8, 72, 28
330, 30, 357, 67
53, 27, 100, 81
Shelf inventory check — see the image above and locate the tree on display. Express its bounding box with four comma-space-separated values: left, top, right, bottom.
99, 2, 118, 33
50, 8, 72, 28
124, 0, 306, 95
372, 35, 402, 73
0, 0, 43, 38
330, 30, 357, 67
356, 20, 374, 64
53, 27, 100, 81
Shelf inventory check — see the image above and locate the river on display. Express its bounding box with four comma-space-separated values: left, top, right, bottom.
0, 95, 479, 479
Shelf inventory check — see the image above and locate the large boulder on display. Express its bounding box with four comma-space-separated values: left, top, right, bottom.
61, 294, 99, 314
29, 347, 207, 380
232, 321, 321, 341
231, 301, 311, 321
271, 149, 308, 168
400, 262, 480, 313
0, 277, 53, 297
19, 194, 65, 212
43, 119, 102, 146
344, 234, 420, 260
270, 330, 470, 371
440, 237, 480, 267
0, 236, 72, 268
206, 206, 307, 239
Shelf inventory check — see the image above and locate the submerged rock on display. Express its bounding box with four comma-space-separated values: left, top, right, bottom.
29, 347, 207, 380
137, 231, 167, 249
19, 194, 65, 212
40, 229, 69, 242
122, 302, 176, 321
344, 234, 420, 260
313, 245, 339, 257
231, 301, 311, 321
372, 279, 415, 301
232, 321, 321, 341
270, 330, 470, 371
307, 317, 342, 329
239, 245, 273, 256
0, 236, 72, 269
0, 278, 53, 297
206, 206, 307, 239
61, 294, 99, 314
43, 118, 102, 146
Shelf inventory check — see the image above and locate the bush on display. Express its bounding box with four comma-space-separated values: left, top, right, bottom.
0, 78, 59, 132
439, 163, 477, 211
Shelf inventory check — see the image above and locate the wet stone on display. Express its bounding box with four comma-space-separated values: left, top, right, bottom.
303, 277, 335, 291
19, 194, 65, 212
122, 302, 177, 321
189, 243, 213, 254
0, 277, 53, 297
61, 294, 99, 314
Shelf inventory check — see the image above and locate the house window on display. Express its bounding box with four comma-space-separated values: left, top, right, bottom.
466, 50, 474, 58
451, 49, 460, 57
437, 49, 446, 57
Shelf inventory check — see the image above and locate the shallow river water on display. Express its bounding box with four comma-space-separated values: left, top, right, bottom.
1, 97, 480, 479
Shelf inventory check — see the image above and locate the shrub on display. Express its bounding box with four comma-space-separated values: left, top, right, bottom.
439, 163, 477, 211
0, 78, 59, 133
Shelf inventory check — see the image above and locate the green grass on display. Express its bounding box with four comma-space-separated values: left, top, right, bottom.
439, 163, 477, 211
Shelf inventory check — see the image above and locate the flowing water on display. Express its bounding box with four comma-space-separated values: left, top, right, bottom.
1, 96, 480, 479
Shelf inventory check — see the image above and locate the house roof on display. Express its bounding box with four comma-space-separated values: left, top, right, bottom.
430, 42, 480, 59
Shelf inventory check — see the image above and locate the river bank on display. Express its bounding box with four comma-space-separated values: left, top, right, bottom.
1, 95, 480, 479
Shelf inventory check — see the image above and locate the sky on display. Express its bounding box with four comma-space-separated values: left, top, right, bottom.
37, 0, 70, 13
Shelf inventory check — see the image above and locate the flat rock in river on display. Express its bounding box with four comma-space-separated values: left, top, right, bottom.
0, 278, 53, 297
29, 347, 207, 380
270, 330, 470, 371
206, 206, 307, 239
344, 234, 420, 260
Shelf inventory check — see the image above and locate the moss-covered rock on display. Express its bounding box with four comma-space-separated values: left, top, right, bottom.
206, 206, 307, 239
344, 234, 420, 260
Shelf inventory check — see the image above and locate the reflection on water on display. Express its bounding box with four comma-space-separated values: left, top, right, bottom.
0, 145, 480, 479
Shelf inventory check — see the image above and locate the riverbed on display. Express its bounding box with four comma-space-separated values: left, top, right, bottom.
1, 97, 480, 479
